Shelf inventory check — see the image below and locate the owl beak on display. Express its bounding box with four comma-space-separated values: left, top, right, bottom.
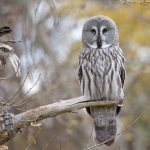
97, 38, 102, 48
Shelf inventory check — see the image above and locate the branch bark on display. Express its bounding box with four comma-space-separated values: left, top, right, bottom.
0, 96, 116, 144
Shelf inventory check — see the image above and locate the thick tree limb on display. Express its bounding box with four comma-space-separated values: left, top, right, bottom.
0, 96, 116, 144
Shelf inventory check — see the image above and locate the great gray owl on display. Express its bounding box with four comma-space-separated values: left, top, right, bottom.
78, 16, 126, 145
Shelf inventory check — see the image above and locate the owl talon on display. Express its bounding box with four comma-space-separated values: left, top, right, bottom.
117, 99, 124, 107
117, 104, 123, 107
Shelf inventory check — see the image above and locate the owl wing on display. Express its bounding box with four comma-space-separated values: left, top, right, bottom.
78, 52, 83, 83
78, 53, 91, 115
119, 50, 126, 87
120, 66, 126, 88
116, 58, 126, 115
78, 65, 82, 83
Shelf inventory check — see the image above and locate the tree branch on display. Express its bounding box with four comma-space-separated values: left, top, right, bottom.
0, 96, 116, 144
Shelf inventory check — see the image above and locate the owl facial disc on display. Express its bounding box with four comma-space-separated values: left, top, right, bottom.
82, 16, 118, 49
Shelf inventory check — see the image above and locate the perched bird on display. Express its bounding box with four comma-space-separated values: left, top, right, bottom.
78, 16, 126, 145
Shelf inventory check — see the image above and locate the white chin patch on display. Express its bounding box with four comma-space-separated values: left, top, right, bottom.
87, 41, 111, 49
88, 42, 97, 48
101, 41, 111, 48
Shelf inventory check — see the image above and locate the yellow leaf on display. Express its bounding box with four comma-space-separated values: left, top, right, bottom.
30, 136, 36, 145
0, 145, 8, 150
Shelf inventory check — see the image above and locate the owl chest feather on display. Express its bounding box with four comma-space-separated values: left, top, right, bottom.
81, 46, 124, 101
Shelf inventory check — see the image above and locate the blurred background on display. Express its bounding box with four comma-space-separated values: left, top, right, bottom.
0, 0, 150, 150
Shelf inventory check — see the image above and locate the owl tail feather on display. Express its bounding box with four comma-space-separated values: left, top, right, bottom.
94, 123, 116, 145
90, 106, 117, 146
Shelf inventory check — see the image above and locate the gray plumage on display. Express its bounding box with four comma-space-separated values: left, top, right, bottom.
78, 16, 126, 145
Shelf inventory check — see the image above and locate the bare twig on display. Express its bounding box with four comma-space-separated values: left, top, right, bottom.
120, 0, 150, 5
0, 40, 21, 44
0, 26, 12, 37
5, 73, 29, 105
11, 73, 41, 106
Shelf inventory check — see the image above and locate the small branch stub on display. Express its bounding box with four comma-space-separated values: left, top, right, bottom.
0, 112, 18, 145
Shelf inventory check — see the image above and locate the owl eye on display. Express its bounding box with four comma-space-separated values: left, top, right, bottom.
102, 28, 108, 34
91, 29, 96, 34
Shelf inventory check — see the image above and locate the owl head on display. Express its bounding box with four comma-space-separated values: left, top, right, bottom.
82, 16, 119, 49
